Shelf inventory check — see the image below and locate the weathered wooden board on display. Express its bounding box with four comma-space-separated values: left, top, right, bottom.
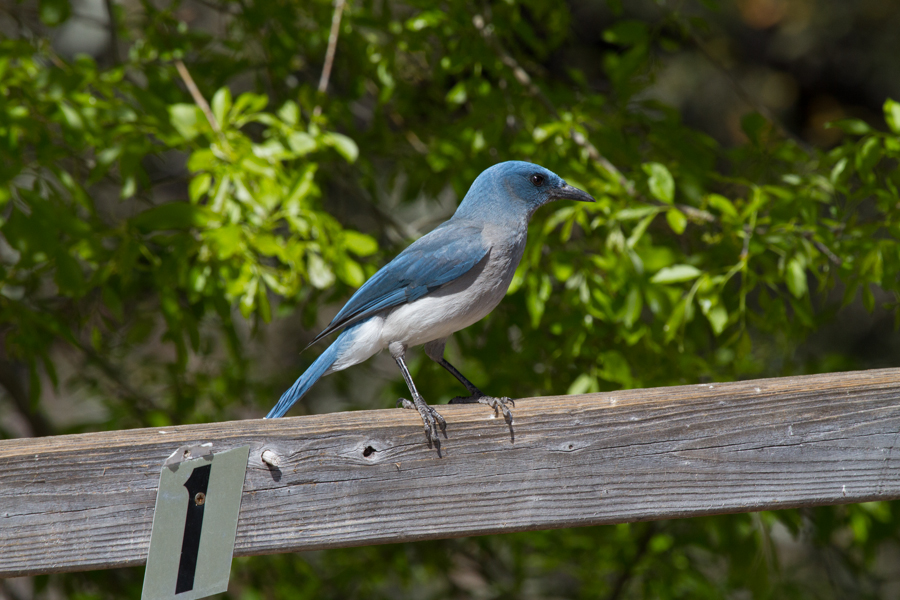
2, 369, 900, 578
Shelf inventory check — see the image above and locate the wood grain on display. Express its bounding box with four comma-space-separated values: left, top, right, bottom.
2, 368, 900, 577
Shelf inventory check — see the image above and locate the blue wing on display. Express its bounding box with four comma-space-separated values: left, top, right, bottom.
307, 219, 488, 347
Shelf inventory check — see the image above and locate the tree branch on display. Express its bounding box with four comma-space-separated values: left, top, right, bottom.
174, 59, 227, 145
313, 0, 346, 116
103, 0, 119, 65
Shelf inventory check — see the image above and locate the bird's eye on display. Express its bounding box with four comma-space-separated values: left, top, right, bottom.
531, 174, 545, 187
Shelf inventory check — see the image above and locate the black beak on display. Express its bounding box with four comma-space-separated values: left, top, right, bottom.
551, 182, 595, 203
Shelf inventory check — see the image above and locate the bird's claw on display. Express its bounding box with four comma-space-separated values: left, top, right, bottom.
449, 393, 515, 425
398, 396, 447, 452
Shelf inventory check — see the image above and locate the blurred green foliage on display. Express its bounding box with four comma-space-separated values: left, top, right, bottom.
2, 0, 900, 597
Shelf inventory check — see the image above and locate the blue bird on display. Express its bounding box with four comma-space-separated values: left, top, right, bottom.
267, 161, 594, 451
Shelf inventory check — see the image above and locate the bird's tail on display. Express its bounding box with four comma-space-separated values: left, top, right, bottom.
266, 334, 346, 419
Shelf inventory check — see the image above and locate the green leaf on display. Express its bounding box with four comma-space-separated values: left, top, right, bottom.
855, 137, 882, 174
96, 146, 122, 166
785, 256, 807, 299
322, 132, 359, 163
598, 350, 632, 386
256, 282, 272, 323
707, 194, 738, 220
278, 101, 300, 126
861, 249, 883, 282
286, 166, 316, 207
211, 87, 232, 126
885, 99, 900, 133
252, 139, 289, 160
59, 103, 83, 130
622, 287, 642, 328
663, 297, 688, 342
336, 258, 365, 287
240, 276, 257, 318
705, 304, 728, 335
39, 0, 71, 25
862, 284, 875, 312
642, 162, 674, 204
343, 230, 378, 256
567, 373, 597, 396
254, 234, 286, 259
406, 10, 445, 31
132, 203, 214, 232
207, 224, 243, 258
287, 132, 317, 155
830, 157, 849, 184
649, 534, 675, 553
827, 118, 871, 135
446, 82, 468, 105
626, 212, 657, 248
651, 264, 702, 284
231, 92, 267, 118
665, 208, 687, 234
615, 206, 658, 220
188, 173, 212, 202
169, 104, 205, 140
602, 20, 648, 46
741, 112, 768, 143
55, 248, 84, 294
307, 253, 335, 289
120, 175, 136, 199
526, 275, 551, 328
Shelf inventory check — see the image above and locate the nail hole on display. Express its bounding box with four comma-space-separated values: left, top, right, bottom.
363, 446, 376, 457
568, 444, 574, 450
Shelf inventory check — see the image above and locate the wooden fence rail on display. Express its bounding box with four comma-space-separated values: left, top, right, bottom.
2, 368, 900, 578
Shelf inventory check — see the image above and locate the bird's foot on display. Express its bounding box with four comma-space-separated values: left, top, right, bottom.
449, 393, 515, 425
397, 395, 447, 452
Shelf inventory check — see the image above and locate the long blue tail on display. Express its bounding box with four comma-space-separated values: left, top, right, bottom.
266, 332, 348, 419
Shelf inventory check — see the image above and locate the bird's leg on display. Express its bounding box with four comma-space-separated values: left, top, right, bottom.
394, 355, 447, 451
435, 356, 515, 426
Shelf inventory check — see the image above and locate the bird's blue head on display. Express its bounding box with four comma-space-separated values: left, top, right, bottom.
454, 161, 594, 223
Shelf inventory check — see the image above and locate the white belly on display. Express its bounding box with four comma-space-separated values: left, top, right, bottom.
329, 230, 526, 372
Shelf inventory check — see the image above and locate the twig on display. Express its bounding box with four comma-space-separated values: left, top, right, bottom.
804, 232, 843, 265
103, 0, 119, 65
313, 0, 346, 116
174, 60, 226, 142
405, 130, 429, 154
676, 203, 715, 222
741, 224, 752, 260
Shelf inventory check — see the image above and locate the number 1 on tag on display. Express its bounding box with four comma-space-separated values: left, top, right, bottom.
142, 446, 250, 600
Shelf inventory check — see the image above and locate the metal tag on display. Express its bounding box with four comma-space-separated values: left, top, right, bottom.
141, 445, 250, 600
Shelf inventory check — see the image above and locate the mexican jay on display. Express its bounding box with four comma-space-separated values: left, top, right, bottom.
266, 160, 594, 451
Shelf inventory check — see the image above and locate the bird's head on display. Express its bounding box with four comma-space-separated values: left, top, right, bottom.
455, 161, 594, 223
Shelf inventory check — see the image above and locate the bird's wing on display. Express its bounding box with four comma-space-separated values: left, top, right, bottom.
307, 220, 488, 347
